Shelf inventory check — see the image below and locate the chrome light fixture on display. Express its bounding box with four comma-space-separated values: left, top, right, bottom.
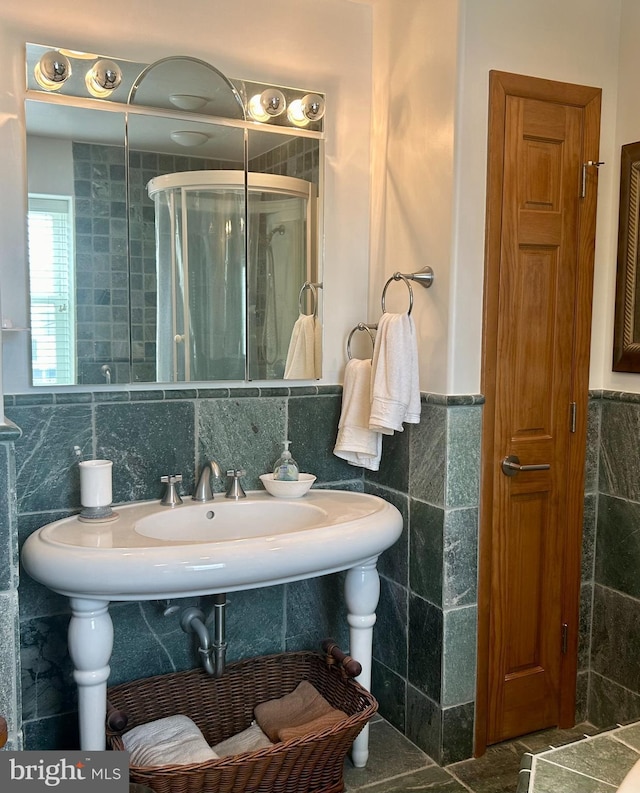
248, 88, 286, 121
85, 59, 123, 98
287, 93, 326, 127
34, 50, 72, 91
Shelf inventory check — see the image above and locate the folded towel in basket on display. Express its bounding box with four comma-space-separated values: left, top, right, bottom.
123, 715, 219, 767
211, 721, 273, 756
278, 710, 349, 742
254, 680, 348, 742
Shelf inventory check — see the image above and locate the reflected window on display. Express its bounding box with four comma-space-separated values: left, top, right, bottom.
28, 194, 76, 385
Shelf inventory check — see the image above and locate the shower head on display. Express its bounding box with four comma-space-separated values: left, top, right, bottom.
266, 224, 286, 244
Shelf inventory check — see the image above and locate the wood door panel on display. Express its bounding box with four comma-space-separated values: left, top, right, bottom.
504, 492, 548, 671
523, 142, 562, 210
479, 73, 600, 750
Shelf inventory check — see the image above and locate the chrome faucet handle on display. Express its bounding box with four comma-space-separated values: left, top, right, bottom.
225, 469, 247, 500
160, 474, 183, 507
193, 460, 222, 503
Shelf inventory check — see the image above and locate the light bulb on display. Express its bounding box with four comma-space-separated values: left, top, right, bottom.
85, 59, 123, 98
259, 88, 286, 117
287, 99, 308, 127
301, 93, 325, 121
248, 94, 270, 122
34, 50, 71, 91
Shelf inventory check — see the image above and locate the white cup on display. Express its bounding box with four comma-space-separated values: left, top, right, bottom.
79, 460, 113, 508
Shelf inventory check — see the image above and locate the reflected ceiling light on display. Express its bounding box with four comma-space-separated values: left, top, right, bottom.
248, 88, 286, 122
85, 59, 123, 98
34, 50, 72, 91
169, 94, 209, 112
169, 130, 209, 147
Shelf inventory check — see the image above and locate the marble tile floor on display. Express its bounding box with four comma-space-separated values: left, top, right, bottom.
343, 718, 605, 793
521, 721, 640, 793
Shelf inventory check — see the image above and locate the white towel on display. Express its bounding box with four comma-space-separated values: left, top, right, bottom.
211, 721, 273, 756
334, 358, 383, 471
369, 312, 421, 434
284, 314, 321, 379
123, 715, 219, 767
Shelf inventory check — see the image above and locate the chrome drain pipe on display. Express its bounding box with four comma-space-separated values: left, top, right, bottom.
180, 596, 228, 677
211, 593, 227, 678
180, 607, 215, 676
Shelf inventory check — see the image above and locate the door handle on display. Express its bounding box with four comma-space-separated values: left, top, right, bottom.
501, 455, 551, 477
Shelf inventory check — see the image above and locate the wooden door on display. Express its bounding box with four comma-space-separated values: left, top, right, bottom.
476, 71, 601, 750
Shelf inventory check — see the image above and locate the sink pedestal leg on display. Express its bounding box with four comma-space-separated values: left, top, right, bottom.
345, 558, 380, 768
68, 598, 113, 750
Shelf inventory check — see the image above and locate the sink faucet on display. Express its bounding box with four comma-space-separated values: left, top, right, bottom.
160, 474, 183, 507
225, 469, 247, 500
193, 460, 222, 502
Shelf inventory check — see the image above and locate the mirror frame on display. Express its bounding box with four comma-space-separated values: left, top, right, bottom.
613, 141, 640, 372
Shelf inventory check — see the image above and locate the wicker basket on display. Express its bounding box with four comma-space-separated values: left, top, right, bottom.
106, 650, 377, 793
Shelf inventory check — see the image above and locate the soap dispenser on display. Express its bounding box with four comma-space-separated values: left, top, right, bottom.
273, 440, 299, 481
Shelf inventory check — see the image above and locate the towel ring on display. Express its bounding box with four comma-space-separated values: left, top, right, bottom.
380, 267, 434, 315
381, 273, 414, 315
347, 323, 377, 360
298, 282, 322, 318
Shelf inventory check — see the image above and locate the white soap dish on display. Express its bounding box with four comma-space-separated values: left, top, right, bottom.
259, 473, 316, 498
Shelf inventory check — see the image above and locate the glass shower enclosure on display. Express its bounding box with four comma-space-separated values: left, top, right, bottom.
148, 170, 317, 382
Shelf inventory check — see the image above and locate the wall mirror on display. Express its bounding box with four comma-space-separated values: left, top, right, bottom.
613, 141, 640, 372
24, 43, 324, 386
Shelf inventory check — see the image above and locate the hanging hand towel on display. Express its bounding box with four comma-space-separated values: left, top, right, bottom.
334, 358, 382, 470
369, 312, 421, 434
284, 314, 318, 379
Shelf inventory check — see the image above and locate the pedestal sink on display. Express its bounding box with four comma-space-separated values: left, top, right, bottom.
22, 489, 402, 766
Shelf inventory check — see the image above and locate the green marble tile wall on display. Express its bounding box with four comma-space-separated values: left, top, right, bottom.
589, 391, 640, 727
5, 386, 362, 749
365, 396, 483, 765
4, 387, 484, 763
0, 423, 22, 751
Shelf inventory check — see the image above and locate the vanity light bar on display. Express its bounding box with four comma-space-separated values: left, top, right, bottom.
26, 43, 326, 132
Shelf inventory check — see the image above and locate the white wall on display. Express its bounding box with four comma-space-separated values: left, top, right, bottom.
0, 0, 373, 391
604, 0, 640, 393
368, 0, 459, 394
3, 0, 636, 396
452, 0, 623, 393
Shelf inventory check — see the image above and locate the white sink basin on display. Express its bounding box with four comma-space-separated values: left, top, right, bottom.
135, 499, 330, 541
22, 490, 402, 600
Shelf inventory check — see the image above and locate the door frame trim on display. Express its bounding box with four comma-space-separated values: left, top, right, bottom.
475, 70, 601, 755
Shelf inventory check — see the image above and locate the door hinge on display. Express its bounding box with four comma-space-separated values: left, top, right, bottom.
561, 623, 569, 654
570, 402, 577, 433
580, 160, 605, 199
